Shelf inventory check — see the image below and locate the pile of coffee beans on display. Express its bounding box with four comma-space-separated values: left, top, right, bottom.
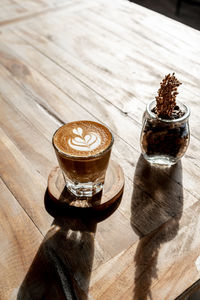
141, 109, 189, 159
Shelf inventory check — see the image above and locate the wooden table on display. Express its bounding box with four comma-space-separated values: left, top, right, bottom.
1, 0, 200, 299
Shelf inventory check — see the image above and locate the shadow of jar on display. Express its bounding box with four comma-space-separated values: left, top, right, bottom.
131, 155, 183, 300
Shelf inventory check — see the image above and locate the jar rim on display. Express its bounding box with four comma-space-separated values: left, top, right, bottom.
146, 100, 190, 123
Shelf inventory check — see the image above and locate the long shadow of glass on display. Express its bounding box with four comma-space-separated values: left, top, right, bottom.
17, 188, 121, 300
131, 155, 183, 300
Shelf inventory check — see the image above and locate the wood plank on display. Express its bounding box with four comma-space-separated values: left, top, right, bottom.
0, 80, 138, 295
0, 3, 27, 24
0, 173, 129, 299
0, 34, 198, 281
0, 0, 96, 27
0, 78, 196, 243
15, 203, 135, 300
0, 178, 43, 300
0, 0, 200, 298
0, 29, 199, 208
0, 61, 138, 266
0, 29, 199, 217
0, 62, 61, 141
0, 127, 52, 234
89, 199, 200, 299
0, 33, 195, 280
90, 0, 200, 56
0, 36, 198, 218
0, 108, 132, 275
17, 215, 95, 300
5, 15, 197, 174
11, 3, 200, 105
0, 43, 94, 132
0, 96, 56, 179
6, 11, 200, 145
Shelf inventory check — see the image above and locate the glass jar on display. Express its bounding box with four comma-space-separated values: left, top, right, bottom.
140, 100, 190, 166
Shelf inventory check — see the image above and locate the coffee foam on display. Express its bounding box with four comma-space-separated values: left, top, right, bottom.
53, 121, 112, 157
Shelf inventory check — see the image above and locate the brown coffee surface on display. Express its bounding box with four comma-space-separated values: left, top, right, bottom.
53, 121, 113, 157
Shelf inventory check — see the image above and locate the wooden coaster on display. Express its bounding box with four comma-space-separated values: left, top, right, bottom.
47, 160, 124, 210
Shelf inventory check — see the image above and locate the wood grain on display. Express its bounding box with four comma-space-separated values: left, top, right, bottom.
0, 0, 200, 298
0, 47, 137, 255
90, 199, 200, 300
0, 27, 198, 208
0, 31, 198, 219
0, 127, 52, 234
0, 0, 95, 27
0, 178, 43, 300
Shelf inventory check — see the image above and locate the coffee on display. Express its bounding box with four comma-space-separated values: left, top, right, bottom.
52, 121, 114, 197
53, 120, 112, 157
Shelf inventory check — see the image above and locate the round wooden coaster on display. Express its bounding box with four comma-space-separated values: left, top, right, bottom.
47, 160, 124, 210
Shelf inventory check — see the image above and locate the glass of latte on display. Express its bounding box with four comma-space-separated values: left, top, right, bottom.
52, 120, 114, 197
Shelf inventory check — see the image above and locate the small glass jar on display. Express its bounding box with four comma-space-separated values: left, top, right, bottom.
140, 100, 190, 166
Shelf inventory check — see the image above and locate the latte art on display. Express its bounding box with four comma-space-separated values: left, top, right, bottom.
68, 127, 101, 151
53, 120, 113, 157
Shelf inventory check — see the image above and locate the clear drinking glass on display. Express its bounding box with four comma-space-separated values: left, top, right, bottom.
140, 100, 190, 166
52, 121, 114, 197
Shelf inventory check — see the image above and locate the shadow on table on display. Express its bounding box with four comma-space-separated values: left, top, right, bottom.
17, 189, 121, 300
131, 155, 183, 300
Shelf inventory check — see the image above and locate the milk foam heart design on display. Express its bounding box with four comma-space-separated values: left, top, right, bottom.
68, 127, 101, 151
73, 127, 83, 136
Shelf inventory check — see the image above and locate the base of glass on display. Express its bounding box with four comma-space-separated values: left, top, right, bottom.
66, 181, 103, 198
143, 154, 178, 167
